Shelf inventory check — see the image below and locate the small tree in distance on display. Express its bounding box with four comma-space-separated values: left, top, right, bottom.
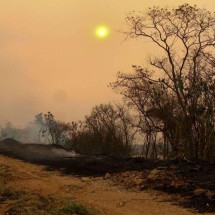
42, 112, 79, 147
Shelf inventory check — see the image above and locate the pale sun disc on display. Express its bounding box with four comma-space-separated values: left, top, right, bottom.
95, 26, 109, 38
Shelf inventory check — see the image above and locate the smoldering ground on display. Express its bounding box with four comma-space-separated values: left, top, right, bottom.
0, 138, 76, 162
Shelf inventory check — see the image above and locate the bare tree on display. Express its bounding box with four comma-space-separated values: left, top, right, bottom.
112, 4, 215, 160
43, 112, 78, 147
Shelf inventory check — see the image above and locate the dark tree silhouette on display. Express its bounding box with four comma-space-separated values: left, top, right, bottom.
112, 4, 215, 160
73, 104, 135, 157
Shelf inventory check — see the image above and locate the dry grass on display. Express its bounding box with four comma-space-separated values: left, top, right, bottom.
0, 163, 100, 215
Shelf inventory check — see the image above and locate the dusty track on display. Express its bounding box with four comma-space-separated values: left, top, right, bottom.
0, 155, 213, 215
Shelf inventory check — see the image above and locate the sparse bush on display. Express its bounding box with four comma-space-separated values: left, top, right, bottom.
58, 202, 98, 215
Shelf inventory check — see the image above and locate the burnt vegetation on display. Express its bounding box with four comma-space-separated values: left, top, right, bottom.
1, 4, 215, 213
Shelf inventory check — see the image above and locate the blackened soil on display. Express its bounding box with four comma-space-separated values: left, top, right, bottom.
0, 138, 214, 213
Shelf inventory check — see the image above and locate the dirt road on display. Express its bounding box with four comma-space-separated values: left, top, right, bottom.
0, 155, 213, 215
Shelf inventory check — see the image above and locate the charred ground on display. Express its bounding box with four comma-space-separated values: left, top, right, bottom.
0, 138, 215, 213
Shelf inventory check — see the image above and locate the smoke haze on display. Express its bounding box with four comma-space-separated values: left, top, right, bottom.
0, 0, 214, 127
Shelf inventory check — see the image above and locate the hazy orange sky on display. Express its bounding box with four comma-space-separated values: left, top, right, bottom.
0, 0, 214, 126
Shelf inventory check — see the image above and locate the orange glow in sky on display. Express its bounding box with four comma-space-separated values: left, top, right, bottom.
0, 0, 214, 126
